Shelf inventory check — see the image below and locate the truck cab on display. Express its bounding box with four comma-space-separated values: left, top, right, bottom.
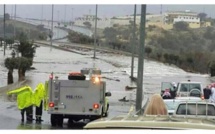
175, 81, 204, 99
46, 68, 111, 127
161, 81, 204, 99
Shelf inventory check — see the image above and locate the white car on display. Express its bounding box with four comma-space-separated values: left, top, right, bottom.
173, 101, 215, 118
164, 97, 202, 115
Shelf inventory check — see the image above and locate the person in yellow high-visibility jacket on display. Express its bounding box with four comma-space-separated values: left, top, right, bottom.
103, 97, 109, 117
7, 86, 34, 122
33, 83, 45, 123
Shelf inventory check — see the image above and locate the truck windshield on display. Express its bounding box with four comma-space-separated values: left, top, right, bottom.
180, 84, 201, 92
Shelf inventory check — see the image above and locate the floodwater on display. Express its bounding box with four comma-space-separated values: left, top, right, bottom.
0, 44, 212, 129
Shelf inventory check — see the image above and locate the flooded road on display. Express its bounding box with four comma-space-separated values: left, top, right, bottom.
0, 44, 212, 129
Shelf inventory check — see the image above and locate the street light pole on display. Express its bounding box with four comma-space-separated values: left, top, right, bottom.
93, 5, 98, 59
41, 5, 43, 24
13, 5, 16, 42
64, 5, 67, 24
50, 5, 54, 51
131, 4, 137, 79
71, 8, 73, 29
3, 4, 6, 56
136, 4, 146, 113
57, 10, 59, 39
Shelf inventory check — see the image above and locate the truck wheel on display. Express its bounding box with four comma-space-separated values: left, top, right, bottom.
68, 118, 74, 127
57, 114, 63, 127
51, 114, 57, 127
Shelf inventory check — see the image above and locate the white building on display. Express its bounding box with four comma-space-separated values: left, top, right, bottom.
173, 15, 200, 24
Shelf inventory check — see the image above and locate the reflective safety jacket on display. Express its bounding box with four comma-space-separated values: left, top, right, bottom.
33, 83, 45, 107
7, 86, 33, 110
104, 97, 109, 112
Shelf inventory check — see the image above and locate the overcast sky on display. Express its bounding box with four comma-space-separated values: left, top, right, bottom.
0, 5, 214, 21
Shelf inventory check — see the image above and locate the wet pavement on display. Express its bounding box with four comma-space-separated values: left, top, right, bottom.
0, 44, 212, 129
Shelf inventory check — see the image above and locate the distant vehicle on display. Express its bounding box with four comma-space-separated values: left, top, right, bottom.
46, 68, 111, 127
161, 81, 204, 99
84, 114, 215, 129
164, 97, 202, 115
175, 81, 204, 99
173, 101, 215, 119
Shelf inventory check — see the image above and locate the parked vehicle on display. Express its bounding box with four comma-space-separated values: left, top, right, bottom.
161, 81, 204, 99
164, 97, 202, 115
84, 114, 215, 129
46, 68, 111, 127
173, 101, 215, 118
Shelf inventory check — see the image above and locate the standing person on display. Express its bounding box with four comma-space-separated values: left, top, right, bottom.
33, 83, 45, 123
7, 86, 34, 122
144, 94, 168, 115
203, 85, 211, 100
209, 85, 215, 103
170, 82, 177, 99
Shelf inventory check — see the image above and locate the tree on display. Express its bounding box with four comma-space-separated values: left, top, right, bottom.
4, 58, 16, 84
103, 27, 117, 43
5, 38, 14, 45
173, 21, 189, 31
203, 26, 214, 40
18, 41, 36, 58
5, 13, 10, 20
16, 33, 36, 81
145, 46, 152, 57
16, 57, 33, 81
36, 24, 45, 31
198, 12, 207, 21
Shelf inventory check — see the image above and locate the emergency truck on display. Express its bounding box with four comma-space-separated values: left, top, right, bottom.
46, 68, 111, 127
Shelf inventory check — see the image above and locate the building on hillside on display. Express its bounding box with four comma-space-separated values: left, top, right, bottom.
164, 10, 211, 28
164, 10, 198, 24
74, 14, 111, 29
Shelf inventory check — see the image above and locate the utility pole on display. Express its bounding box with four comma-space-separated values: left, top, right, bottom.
93, 5, 98, 59
11, 5, 13, 19
131, 4, 137, 79
57, 10, 60, 39
136, 5, 146, 113
3, 4, 6, 56
13, 5, 16, 42
41, 5, 43, 24
50, 5, 54, 51
71, 8, 74, 29
64, 5, 67, 24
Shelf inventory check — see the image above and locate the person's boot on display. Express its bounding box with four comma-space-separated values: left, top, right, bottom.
21, 113, 24, 122
39, 117, 44, 122
26, 115, 34, 123
35, 116, 40, 123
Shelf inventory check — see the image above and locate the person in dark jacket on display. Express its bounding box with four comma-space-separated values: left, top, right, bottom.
203, 85, 211, 100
